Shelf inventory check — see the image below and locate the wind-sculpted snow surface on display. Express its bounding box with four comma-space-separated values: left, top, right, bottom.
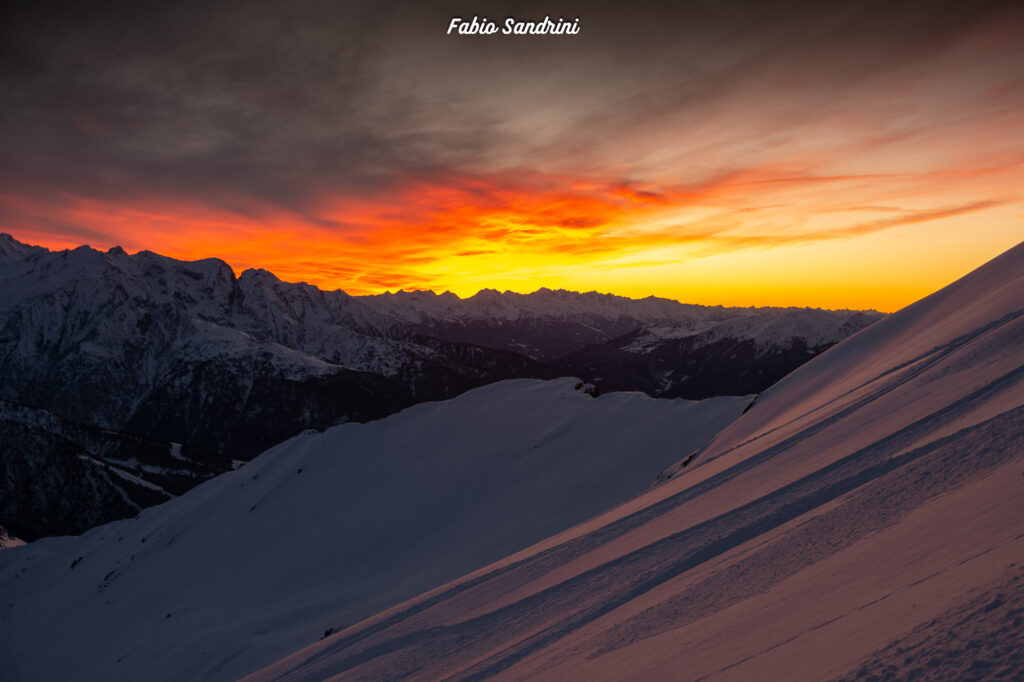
0, 378, 748, 681
245, 242, 1024, 681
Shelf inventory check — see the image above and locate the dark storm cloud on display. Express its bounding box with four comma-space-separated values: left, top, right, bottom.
1, 0, 1022, 223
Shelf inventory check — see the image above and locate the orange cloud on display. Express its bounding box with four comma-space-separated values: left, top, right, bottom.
2, 157, 1021, 311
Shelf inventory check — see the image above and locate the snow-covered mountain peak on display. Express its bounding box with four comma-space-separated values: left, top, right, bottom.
469, 287, 503, 299
237, 267, 280, 284
0, 233, 48, 261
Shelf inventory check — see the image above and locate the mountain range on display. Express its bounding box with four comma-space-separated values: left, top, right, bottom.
0, 233, 881, 540
1, 239, 1020, 681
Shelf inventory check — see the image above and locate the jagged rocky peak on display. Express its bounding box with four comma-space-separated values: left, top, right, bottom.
468, 287, 503, 300
0, 233, 48, 261
238, 267, 282, 285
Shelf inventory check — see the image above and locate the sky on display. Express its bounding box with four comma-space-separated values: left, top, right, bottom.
2, 0, 1023, 311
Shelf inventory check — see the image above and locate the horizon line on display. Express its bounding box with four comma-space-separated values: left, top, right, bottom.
0, 232, 886, 314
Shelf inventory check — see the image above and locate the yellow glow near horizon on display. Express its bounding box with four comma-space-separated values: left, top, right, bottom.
6, 187, 1019, 313
4, 149, 1022, 313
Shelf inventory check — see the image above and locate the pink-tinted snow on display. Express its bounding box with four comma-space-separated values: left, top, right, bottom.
249, 242, 1024, 681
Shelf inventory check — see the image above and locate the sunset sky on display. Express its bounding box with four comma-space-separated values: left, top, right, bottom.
2, 0, 1023, 311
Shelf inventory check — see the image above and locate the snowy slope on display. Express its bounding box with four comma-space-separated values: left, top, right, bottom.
247, 242, 1024, 681
0, 378, 748, 682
